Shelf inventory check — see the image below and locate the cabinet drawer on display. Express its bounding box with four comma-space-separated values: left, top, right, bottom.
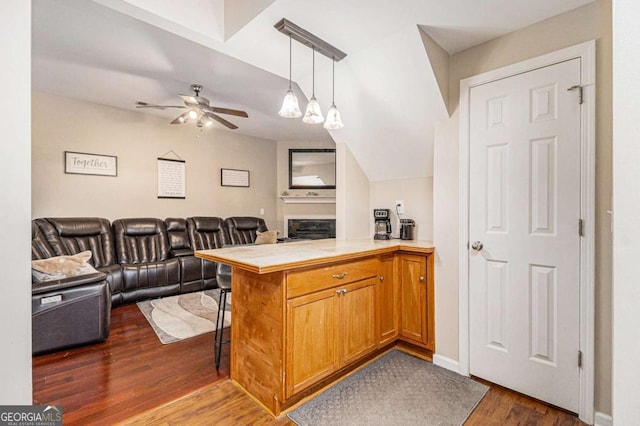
287, 257, 378, 299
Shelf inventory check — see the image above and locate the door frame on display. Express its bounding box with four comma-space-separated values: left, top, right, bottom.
458, 40, 596, 423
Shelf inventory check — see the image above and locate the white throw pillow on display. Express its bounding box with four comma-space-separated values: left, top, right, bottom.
32, 250, 99, 283
255, 230, 279, 244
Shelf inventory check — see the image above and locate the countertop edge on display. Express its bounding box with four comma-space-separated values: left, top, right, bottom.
195, 242, 434, 274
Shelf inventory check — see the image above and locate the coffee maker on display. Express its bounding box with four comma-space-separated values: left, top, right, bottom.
373, 209, 392, 240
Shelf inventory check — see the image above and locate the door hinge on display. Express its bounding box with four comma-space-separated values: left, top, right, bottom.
578, 350, 583, 368
578, 219, 584, 237
567, 85, 583, 104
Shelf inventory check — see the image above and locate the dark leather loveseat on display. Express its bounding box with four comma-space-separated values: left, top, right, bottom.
31, 215, 268, 354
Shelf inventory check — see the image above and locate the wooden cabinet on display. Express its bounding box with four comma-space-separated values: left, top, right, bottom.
399, 254, 428, 345
285, 261, 377, 398
198, 243, 435, 416
376, 254, 398, 346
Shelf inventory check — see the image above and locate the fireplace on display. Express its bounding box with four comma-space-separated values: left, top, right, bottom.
286, 218, 336, 240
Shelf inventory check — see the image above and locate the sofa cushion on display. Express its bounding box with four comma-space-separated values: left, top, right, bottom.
32, 250, 99, 282
187, 217, 228, 250
224, 217, 268, 245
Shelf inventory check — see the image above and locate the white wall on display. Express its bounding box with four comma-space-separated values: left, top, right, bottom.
32, 91, 277, 226
369, 178, 433, 241
0, 0, 33, 404
433, 0, 612, 415
612, 0, 640, 422
276, 139, 336, 233
335, 143, 370, 240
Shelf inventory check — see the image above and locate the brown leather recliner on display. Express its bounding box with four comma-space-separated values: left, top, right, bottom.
113, 218, 180, 303
36, 217, 124, 306
224, 216, 268, 245
31, 222, 111, 355
185, 216, 230, 290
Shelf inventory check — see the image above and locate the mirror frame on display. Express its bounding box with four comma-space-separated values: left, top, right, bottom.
288, 148, 336, 190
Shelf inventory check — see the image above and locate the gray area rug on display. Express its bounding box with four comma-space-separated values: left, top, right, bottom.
288, 350, 488, 426
137, 289, 231, 344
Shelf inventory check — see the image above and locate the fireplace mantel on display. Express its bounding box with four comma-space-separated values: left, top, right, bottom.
279, 196, 336, 204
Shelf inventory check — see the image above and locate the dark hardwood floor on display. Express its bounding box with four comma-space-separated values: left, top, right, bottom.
33, 303, 585, 425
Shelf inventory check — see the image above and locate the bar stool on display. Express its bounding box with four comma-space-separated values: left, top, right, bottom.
214, 262, 232, 370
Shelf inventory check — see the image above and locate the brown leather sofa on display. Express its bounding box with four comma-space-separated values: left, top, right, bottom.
31, 216, 263, 354
31, 221, 111, 355
224, 216, 268, 244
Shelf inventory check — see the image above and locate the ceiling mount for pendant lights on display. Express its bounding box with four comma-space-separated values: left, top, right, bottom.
275, 18, 347, 129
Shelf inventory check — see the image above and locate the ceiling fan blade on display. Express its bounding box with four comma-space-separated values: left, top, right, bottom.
208, 107, 249, 118
206, 113, 238, 130
170, 111, 191, 124
179, 94, 199, 106
135, 101, 185, 110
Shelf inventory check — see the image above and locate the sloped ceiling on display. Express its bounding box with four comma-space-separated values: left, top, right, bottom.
32, 0, 594, 181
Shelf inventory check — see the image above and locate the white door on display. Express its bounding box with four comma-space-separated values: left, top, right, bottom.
469, 58, 581, 412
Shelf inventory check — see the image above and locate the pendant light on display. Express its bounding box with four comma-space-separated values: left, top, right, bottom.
324, 58, 344, 129
278, 35, 302, 118
302, 48, 324, 124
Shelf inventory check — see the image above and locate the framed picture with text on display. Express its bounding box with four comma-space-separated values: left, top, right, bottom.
221, 168, 250, 187
64, 151, 117, 177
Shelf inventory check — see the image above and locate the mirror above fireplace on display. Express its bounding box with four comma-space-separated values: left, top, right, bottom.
289, 149, 336, 189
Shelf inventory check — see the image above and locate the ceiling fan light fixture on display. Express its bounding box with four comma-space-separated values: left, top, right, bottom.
188, 109, 199, 120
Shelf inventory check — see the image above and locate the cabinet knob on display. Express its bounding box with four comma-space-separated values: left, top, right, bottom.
379, 276, 384, 282
336, 288, 347, 295
419, 276, 425, 282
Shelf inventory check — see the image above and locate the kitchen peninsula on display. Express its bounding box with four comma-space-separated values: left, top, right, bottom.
195, 239, 435, 416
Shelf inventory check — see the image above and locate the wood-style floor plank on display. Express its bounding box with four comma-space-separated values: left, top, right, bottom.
33, 303, 586, 425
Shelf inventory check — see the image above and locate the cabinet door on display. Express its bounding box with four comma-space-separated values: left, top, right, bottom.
285, 288, 339, 398
339, 279, 377, 366
376, 255, 398, 346
399, 254, 427, 344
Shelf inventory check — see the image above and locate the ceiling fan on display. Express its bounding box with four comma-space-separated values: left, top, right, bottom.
135, 84, 248, 130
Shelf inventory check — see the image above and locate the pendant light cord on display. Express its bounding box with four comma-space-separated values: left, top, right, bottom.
332, 58, 335, 104
312, 49, 315, 96
288, 35, 293, 90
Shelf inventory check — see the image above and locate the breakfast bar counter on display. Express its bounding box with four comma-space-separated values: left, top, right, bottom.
196, 239, 435, 416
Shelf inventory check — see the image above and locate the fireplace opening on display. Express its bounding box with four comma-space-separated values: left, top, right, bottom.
287, 219, 336, 240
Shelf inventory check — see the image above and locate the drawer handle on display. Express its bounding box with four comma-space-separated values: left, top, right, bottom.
332, 272, 348, 279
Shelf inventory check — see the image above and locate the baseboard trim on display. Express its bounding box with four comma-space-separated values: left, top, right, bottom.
433, 354, 460, 374
593, 411, 612, 426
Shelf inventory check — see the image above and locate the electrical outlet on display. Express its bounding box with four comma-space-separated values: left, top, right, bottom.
395, 200, 404, 214
260, 208, 265, 215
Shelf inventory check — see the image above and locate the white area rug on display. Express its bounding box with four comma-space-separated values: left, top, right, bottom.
137, 289, 231, 344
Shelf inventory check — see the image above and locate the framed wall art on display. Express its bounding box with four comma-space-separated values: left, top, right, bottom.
221, 168, 250, 187
64, 151, 117, 177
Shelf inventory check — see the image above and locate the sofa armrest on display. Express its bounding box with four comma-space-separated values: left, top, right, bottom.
32, 272, 107, 295
170, 249, 194, 258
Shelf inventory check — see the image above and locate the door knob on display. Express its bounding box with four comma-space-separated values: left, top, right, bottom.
471, 241, 483, 251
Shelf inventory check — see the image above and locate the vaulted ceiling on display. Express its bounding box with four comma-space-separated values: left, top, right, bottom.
32, 0, 594, 181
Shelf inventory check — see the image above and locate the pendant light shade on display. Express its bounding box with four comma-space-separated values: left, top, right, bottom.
279, 89, 302, 118
303, 49, 324, 124
324, 103, 343, 129
279, 35, 302, 118
324, 59, 344, 129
